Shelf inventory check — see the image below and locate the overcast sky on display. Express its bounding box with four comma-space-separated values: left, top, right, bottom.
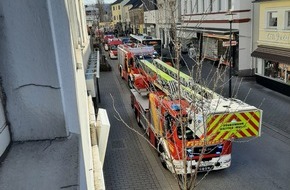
84, 0, 115, 4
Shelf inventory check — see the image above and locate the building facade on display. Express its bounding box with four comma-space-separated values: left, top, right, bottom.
144, 0, 158, 37
111, 0, 130, 34
179, 0, 254, 76
85, 4, 99, 27
251, 0, 290, 96
0, 0, 105, 188
129, 0, 144, 34
156, 0, 181, 48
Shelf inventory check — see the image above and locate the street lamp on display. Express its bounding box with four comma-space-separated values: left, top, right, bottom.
226, 11, 235, 98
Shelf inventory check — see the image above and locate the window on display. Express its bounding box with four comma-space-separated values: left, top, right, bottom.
286, 11, 290, 28
113, 6, 115, 11
209, 0, 213, 12
118, 5, 120, 10
184, 0, 187, 14
190, 0, 193, 13
119, 15, 121, 20
202, 0, 205, 12
268, 11, 278, 28
114, 16, 116, 20
228, 0, 232, 10
264, 61, 290, 83
218, 0, 222, 11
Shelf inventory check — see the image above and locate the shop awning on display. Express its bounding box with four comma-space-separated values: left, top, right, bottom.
251, 45, 290, 63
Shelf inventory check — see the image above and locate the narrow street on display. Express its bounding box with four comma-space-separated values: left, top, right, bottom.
98, 50, 290, 190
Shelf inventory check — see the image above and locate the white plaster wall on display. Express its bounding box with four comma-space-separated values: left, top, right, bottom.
65, 0, 94, 189
179, 0, 254, 74
252, 3, 260, 73
0, 0, 67, 141
121, 0, 130, 23
235, 0, 253, 74
237, 21, 252, 71
144, 10, 156, 23
0, 0, 96, 189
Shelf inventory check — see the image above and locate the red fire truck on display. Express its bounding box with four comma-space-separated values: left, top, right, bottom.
117, 44, 156, 92
130, 59, 262, 174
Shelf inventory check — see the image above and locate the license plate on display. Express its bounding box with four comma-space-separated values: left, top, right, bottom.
197, 165, 213, 172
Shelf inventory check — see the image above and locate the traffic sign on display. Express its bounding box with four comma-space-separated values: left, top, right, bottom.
223, 41, 238, 47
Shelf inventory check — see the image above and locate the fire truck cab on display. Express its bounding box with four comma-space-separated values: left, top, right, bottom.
117, 44, 156, 91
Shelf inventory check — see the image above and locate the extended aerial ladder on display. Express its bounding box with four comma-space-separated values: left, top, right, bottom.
129, 58, 263, 174
138, 59, 262, 140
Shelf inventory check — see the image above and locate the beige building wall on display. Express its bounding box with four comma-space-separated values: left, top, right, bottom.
258, 0, 290, 48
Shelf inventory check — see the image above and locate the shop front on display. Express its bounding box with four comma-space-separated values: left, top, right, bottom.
202, 33, 236, 64
251, 45, 290, 96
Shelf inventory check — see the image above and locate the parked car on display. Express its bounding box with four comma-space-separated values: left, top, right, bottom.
109, 45, 118, 59
103, 34, 114, 44
108, 38, 122, 59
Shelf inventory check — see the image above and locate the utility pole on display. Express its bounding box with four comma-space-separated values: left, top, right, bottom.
226, 11, 235, 98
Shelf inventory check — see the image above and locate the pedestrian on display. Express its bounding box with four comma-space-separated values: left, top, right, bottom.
188, 44, 196, 59
169, 41, 173, 53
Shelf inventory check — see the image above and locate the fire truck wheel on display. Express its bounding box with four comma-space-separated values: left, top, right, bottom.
134, 108, 141, 127
158, 146, 167, 169
128, 78, 133, 89
119, 67, 124, 79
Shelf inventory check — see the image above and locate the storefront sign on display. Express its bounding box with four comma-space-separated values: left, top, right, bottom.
266, 32, 290, 43
223, 40, 238, 47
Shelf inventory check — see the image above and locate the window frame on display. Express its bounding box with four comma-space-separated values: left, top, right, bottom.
285, 10, 290, 29
218, 0, 222, 11
228, 0, 232, 11
184, 0, 187, 14
209, 0, 213, 12
190, 0, 193, 13
267, 11, 278, 29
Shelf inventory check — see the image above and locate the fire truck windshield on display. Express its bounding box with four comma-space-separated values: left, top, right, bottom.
110, 45, 117, 50
134, 55, 154, 62
177, 126, 199, 140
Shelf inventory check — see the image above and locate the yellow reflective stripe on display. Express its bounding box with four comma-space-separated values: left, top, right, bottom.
236, 113, 258, 136
207, 115, 222, 133
234, 132, 243, 138
244, 112, 259, 127
211, 114, 233, 135
213, 131, 226, 141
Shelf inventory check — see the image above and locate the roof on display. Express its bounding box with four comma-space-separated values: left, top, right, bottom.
111, 0, 123, 5
252, 0, 275, 2
124, 0, 138, 6
130, 0, 143, 9
251, 45, 290, 64
143, 0, 157, 11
